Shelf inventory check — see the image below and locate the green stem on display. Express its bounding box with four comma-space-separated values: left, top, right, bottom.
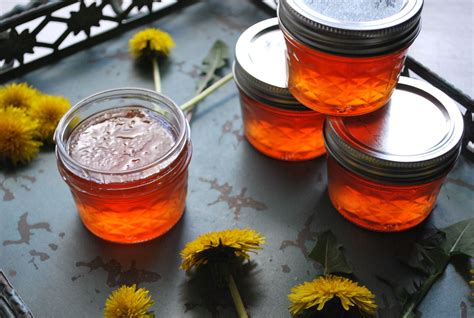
228, 274, 248, 318
180, 72, 233, 113
401, 259, 450, 318
152, 58, 161, 93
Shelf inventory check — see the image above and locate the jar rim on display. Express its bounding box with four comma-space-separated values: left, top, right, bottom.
233, 18, 309, 111
54, 87, 190, 178
233, 62, 309, 111
324, 77, 464, 184
278, 0, 423, 56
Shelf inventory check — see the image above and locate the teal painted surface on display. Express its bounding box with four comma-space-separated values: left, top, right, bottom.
1, 1, 473, 317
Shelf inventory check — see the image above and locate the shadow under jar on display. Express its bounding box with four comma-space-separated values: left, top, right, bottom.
55, 88, 191, 243
234, 18, 326, 161
324, 77, 464, 232
278, 0, 423, 116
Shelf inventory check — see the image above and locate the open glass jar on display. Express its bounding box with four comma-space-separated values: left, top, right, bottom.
55, 88, 191, 243
278, 0, 423, 116
324, 77, 464, 231
234, 18, 326, 161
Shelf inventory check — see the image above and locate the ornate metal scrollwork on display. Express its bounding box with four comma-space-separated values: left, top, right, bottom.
0, 0, 196, 81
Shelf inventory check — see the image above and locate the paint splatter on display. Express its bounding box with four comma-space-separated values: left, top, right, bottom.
220, 115, 244, 147
28, 250, 50, 270
3, 213, 51, 246
175, 60, 200, 79
8, 270, 17, 277
0, 173, 36, 201
200, 177, 267, 220
48, 243, 58, 251
74, 256, 161, 287
280, 213, 318, 267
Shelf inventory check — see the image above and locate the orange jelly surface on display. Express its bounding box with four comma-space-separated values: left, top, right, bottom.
327, 155, 445, 232
62, 108, 188, 243
283, 34, 407, 116
239, 91, 326, 161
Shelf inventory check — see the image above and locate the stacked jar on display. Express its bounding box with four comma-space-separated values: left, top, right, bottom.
279, 0, 423, 116
276, 0, 464, 232
235, 0, 464, 232
234, 18, 326, 161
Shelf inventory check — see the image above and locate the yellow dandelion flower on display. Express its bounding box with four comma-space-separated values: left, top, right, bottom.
29, 95, 70, 142
103, 284, 155, 318
181, 228, 265, 271
0, 83, 39, 110
0, 107, 42, 166
288, 275, 377, 316
129, 28, 175, 59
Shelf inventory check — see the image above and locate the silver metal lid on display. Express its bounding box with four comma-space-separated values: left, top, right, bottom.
324, 77, 464, 184
278, 0, 423, 56
233, 18, 308, 110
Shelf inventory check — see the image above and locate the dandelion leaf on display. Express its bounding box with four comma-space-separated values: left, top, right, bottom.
379, 219, 473, 318
309, 230, 352, 274
196, 40, 229, 93
439, 218, 474, 257
378, 305, 405, 318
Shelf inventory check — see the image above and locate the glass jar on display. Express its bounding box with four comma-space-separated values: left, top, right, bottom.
234, 18, 326, 161
278, 0, 423, 116
55, 88, 192, 243
324, 77, 464, 231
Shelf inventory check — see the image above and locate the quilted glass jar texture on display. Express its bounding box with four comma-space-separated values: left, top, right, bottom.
234, 18, 325, 161
278, 0, 423, 116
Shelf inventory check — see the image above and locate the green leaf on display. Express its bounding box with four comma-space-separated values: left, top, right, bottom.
196, 40, 229, 94
377, 295, 404, 318
380, 219, 474, 318
400, 251, 449, 317
309, 230, 352, 275
440, 218, 474, 257
376, 276, 411, 306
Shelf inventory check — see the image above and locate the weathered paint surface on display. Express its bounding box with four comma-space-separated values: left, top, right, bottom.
0, 1, 472, 317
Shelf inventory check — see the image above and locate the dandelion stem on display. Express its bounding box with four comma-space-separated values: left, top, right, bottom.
180, 72, 233, 113
152, 58, 161, 93
228, 274, 248, 318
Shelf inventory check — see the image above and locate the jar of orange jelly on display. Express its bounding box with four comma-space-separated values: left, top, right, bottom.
234, 18, 326, 161
324, 77, 464, 232
55, 88, 191, 243
278, 0, 423, 116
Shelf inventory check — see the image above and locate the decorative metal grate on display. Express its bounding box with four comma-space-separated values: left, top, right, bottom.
0, 270, 33, 318
0, 0, 197, 81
